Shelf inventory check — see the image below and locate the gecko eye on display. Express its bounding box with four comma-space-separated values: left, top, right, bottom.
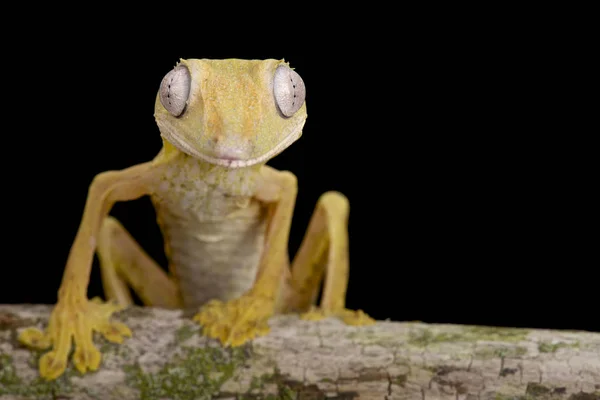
159, 65, 191, 117
273, 65, 305, 117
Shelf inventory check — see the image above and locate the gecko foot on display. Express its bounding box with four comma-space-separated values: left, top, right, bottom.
19, 296, 131, 380
299, 306, 328, 321
338, 309, 376, 326
193, 294, 274, 347
300, 307, 376, 326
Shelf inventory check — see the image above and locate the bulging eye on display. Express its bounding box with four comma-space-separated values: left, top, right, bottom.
159, 65, 191, 117
273, 65, 305, 117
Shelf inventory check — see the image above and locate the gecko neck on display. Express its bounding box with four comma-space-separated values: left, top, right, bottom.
160, 140, 265, 198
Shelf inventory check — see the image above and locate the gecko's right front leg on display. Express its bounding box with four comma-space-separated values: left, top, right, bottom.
19, 293, 130, 380
19, 160, 165, 380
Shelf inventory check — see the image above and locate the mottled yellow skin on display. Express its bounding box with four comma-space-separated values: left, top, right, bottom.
156, 59, 307, 167
19, 59, 374, 381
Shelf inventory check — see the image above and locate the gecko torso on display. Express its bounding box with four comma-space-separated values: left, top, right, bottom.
151, 149, 267, 311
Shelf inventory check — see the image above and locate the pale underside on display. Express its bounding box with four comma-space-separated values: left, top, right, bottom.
149, 148, 269, 311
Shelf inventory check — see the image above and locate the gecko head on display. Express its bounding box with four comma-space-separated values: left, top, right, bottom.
154, 58, 307, 168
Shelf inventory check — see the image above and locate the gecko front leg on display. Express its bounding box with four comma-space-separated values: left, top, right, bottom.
19, 160, 167, 380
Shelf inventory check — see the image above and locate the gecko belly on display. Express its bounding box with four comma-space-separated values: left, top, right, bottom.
153, 198, 267, 312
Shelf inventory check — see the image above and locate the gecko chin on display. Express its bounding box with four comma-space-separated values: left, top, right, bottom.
159, 119, 306, 169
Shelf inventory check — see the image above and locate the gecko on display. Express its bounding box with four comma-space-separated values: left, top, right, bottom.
19, 58, 374, 380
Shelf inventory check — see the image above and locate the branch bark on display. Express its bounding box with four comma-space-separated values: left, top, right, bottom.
0, 305, 598, 400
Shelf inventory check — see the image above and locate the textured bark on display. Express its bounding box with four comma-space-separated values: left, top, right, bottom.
0, 305, 599, 400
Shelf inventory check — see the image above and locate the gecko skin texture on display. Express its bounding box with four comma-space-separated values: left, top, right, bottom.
19, 58, 375, 381
151, 151, 267, 312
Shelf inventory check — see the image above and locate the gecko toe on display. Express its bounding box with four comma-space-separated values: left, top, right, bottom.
73, 345, 101, 374
300, 306, 328, 321
339, 309, 376, 326
19, 328, 52, 350
39, 351, 68, 381
98, 322, 131, 344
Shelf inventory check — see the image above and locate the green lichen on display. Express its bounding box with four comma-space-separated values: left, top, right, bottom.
526, 382, 550, 397
475, 345, 528, 359
408, 330, 463, 347
0, 353, 19, 387
240, 371, 298, 400
492, 391, 552, 400
346, 323, 531, 349
239, 368, 302, 400
175, 324, 199, 343
493, 383, 591, 400
247, 374, 268, 392
538, 341, 579, 353
465, 326, 529, 342
409, 325, 530, 348
494, 394, 533, 400
124, 345, 247, 400
569, 392, 600, 400
395, 374, 407, 387
0, 351, 76, 398
344, 328, 399, 347
95, 333, 134, 363
275, 385, 298, 400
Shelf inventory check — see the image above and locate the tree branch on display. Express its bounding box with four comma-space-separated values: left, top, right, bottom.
0, 305, 598, 399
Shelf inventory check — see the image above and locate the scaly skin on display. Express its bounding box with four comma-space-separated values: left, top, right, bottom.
19, 59, 374, 380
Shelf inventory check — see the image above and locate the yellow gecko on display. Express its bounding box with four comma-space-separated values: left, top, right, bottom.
19, 58, 374, 380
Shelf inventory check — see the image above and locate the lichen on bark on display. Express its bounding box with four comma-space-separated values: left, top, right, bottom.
0, 305, 599, 400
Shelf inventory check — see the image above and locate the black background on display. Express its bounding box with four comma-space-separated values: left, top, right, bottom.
1, 20, 596, 333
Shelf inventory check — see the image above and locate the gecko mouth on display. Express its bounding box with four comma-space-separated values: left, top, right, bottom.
159, 117, 306, 168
